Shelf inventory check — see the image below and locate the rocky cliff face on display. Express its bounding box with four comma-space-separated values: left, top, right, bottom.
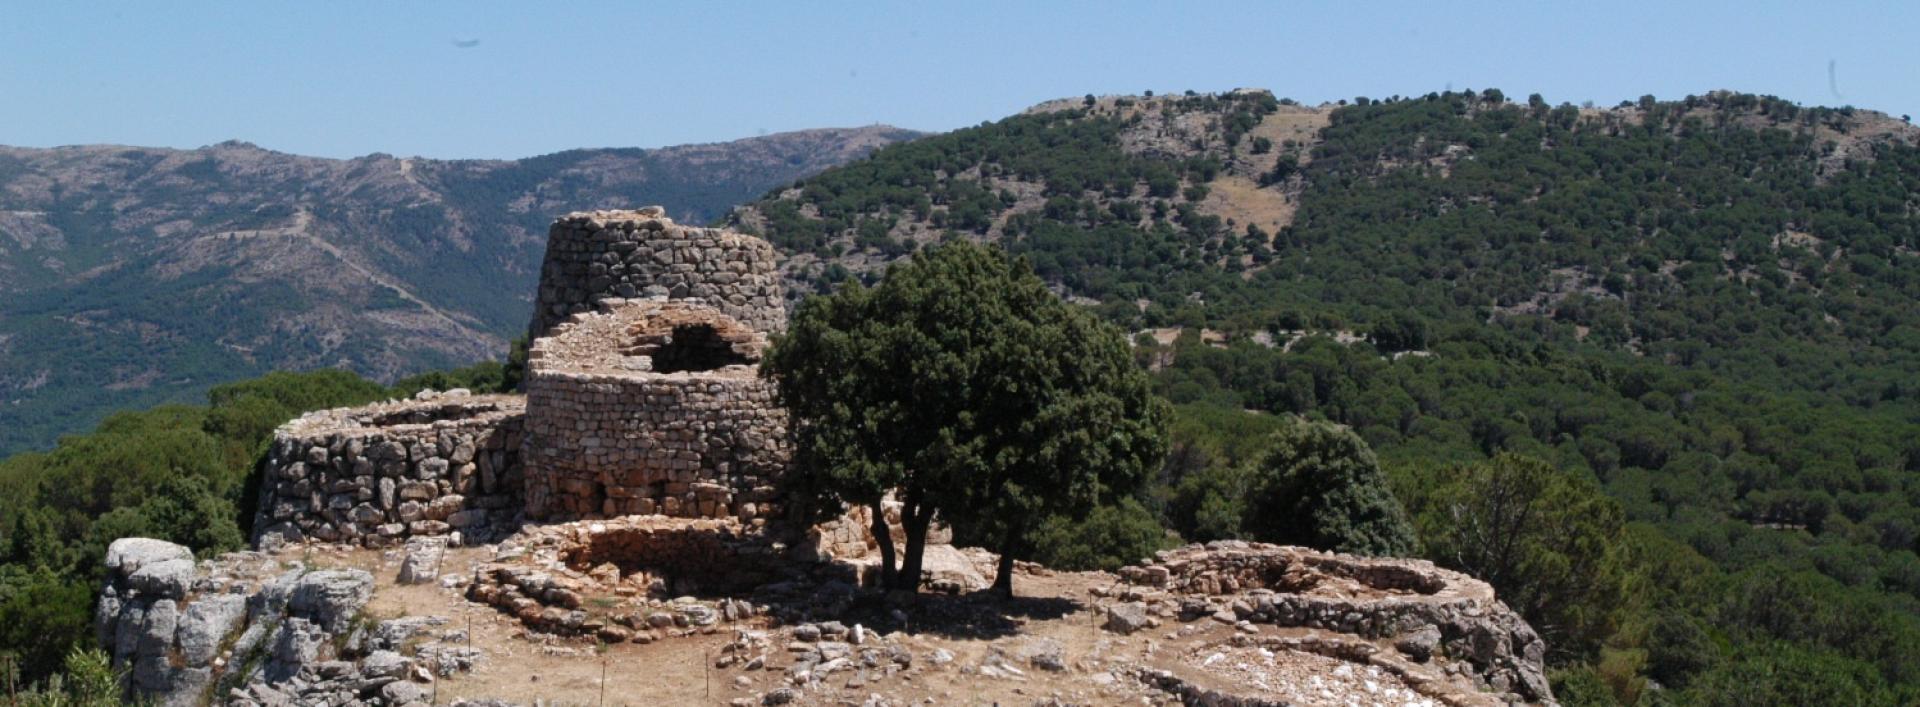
95, 538, 380, 705
0, 126, 919, 455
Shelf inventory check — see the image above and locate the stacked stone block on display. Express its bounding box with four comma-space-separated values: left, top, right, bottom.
253, 391, 526, 547
522, 301, 788, 523
526, 207, 787, 341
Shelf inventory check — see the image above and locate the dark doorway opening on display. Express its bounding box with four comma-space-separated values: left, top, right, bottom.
651, 324, 754, 373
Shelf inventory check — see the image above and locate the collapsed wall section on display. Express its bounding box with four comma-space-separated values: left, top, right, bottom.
522, 301, 788, 523
526, 207, 786, 341
253, 391, 525, 548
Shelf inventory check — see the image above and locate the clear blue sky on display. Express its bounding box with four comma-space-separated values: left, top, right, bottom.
4, 1, 1915, 159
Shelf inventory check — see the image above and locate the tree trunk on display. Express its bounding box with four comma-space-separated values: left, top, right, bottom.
992, 527, 1021, 598
868, 498, 897, 590
894, 498, 932, 593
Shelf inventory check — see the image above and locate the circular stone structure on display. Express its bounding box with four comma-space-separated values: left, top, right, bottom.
253, 391, 526, 548
1117, 542, 1552, 702
526, 207, 786, 342
522, 300, 788, 524
466, 516, 790, 641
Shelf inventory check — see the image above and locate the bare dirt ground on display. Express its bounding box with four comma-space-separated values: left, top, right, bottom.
291, 541, 1507, 707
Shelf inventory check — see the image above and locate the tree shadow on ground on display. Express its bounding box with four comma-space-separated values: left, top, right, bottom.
831, 588, 1084, 641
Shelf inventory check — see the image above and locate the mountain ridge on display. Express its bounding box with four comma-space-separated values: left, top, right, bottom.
0, 125, 922, 454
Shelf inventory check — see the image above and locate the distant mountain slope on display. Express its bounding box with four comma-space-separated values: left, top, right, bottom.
728, 90, 1920, 696
732, 89, 1920, 412
0, 125, 920, 453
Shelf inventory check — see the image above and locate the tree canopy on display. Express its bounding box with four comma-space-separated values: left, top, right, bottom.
1244, 418, 1415, 556
765, 240, 1169, 594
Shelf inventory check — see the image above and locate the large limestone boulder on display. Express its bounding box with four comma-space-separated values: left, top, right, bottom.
177, 594, 248, 665
290, 569, 375, 633
128, 558, 194, 599
106, 538, 193, 578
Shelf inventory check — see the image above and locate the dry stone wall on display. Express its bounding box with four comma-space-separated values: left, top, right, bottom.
1116, 542, 1552, 702
253, 391, 526, 548
522, 301, 788, 524
526, 207, 787, 341
466, 516, 787, 641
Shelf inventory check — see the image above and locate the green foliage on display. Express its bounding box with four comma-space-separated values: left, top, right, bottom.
765, 241, 1169, 593
737, 88, 1920, 694
0, 567, 94, 684
392, 345, 522, 398
1027, 497, 1174, 571
0, 368, 401, 686
1243, 418, 1415, 556
1685, 641, 1904, 706
1402, 453, 1631, 662
5, 646, 128, 707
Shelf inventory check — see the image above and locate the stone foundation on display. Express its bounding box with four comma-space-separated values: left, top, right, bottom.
466, 516, 793, 641
1116, 542, 1552, 702
526, 208, 786, 340
522, 301, 788, 523
253, 391, 526, 548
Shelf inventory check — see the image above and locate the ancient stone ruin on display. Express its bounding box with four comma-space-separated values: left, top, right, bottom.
526, 207, 787, 340
521, 300, 787, 523
1105, 542, 1552, 704
95, 206, 1559, 706
253, 391, 526, 548
251, 208, 794, 551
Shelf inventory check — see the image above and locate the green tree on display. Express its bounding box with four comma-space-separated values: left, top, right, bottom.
0, 567, 93, 684
1243, 418, 1415, 556
1410, 453, 1632, 661
1026, 497, 1171, 571
765, 241, 1169, 595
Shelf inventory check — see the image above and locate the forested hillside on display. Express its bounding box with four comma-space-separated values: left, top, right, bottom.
730, 90, 1920, 703
0, 126, 918, 455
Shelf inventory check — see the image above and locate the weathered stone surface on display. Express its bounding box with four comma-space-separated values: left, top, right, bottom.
1397, 624, 1442, 662
252, 392, 525, 547
177, 594, 247, 666
106, 538, 194, 578
397, 537, 447, 585
1104, 602, 1152, 635
128, 558, 195, 599
290, 569, 374, 633
362, 650, 411, 679
1118, 542, 1553, 703
526, 209, 786, 340
522, 300, 789, 524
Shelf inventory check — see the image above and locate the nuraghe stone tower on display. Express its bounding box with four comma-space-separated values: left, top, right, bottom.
253, 208, 798, 549
521, 299, 787, 522
526, 207, 787, 341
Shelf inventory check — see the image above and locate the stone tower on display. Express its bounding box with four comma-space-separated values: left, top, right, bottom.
525, 208, 786, 342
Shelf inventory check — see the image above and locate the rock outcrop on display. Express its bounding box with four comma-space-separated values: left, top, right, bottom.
101, 204, 1559, 706
96, 538, 385, 705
